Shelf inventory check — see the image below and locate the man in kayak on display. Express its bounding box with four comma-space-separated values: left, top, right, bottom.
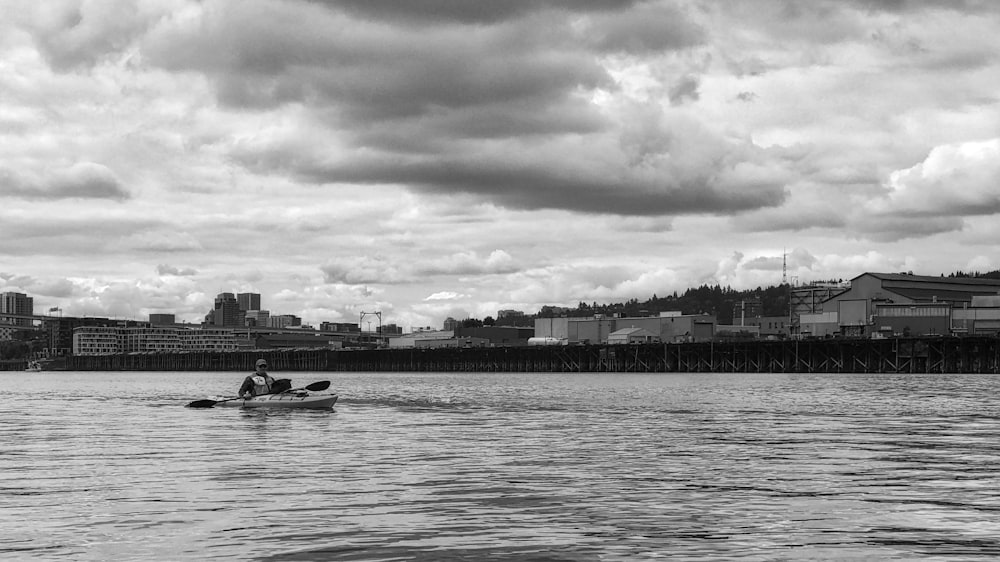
239, 358, 280, 398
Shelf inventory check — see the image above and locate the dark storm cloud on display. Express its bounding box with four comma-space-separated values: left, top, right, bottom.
309, 0, 649, 24
847, 0, 1000, 13
286, 154, 786, 217
147, 6, 616, 124
138, 1, 780, 218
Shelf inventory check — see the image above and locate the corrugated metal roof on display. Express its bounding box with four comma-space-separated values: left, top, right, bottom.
880, 287, 999, 302
866, 272, 1000, 287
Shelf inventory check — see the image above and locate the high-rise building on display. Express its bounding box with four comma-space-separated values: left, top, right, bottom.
244, 310, 270, 327
149, 313, 176, 325
0, 292, 34, 326
207, 293, 243, 327
269, 314, 301, 328
237, 293, 261, 312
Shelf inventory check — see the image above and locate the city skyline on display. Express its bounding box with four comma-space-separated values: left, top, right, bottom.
2, 2, 999, 329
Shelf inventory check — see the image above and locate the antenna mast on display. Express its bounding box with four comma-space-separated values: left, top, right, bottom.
782, 248, 787, 285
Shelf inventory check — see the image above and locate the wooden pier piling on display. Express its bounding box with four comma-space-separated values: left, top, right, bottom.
59, 336, 1000, 373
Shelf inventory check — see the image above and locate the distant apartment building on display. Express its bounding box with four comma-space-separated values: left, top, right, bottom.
49, 317, 137, 355
73, 327, 121, 355
0, 292, 33, 326
443, 317, 460, 331
122, 327, 184, 353
182, 327, 241, 351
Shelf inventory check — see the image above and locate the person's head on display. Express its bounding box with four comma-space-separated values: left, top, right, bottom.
255, 358, 268, 371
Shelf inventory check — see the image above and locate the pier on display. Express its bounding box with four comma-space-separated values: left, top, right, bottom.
60, 336, 1000, 373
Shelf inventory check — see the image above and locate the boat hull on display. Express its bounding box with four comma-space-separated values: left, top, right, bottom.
219, 392, 339, 409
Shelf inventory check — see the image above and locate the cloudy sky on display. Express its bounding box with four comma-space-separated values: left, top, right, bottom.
2, 1, 999, 329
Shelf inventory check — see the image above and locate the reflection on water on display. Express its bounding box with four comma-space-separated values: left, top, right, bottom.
2, 371, 1000, 560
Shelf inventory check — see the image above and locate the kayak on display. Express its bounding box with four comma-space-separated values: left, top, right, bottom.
217, 391, 339, 409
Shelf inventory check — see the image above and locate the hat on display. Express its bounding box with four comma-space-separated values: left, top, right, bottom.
255, 358, 268, 367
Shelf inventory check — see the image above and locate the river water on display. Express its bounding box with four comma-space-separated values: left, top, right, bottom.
2, 371, 1000, 561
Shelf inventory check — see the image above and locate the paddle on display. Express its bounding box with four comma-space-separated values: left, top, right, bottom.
186, 380, 331, 408
281, 380, 331, 393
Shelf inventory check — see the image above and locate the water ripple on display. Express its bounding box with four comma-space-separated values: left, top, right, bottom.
3, 371, 1000, 560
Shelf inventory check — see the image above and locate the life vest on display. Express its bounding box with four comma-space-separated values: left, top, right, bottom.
251, 374, 273, 396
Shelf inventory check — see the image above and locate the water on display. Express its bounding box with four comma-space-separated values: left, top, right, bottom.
3, 371, 1000, 561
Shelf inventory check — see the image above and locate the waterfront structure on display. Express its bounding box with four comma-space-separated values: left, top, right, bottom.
607, 327, 659, 344
743, 316, 790, 338
73, 327, 120, 355
732, 299, 762, 326
319, 322, 360, 333
49, 317, 140, 355
0, 292, 33, 326
454, 326, 534, 346
71, 324, 351, 355
74, 325, 236, 355
123, 327, 184, 353
66, 336, 1000, 374
714, 324, 760, 339
535, 312, 715, 344
817, 272, 1000, 337
952, 295, 1000, 336
798, 312, 839, 338
253, 332, 341, 349
388, 330, 455, 348
789, 282, 849, 335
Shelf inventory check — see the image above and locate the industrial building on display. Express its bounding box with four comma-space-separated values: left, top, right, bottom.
800, 272, 1000, 338
535, 312, 715, 344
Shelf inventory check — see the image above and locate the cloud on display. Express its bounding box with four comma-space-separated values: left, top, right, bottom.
321, 256, 408, 284
311, 0, 650, 25
123, 231, 203, 252
1, 162, 130, 201
876, 138, 1000, 216
15, 1, 170, 70
138, 1, 783, 218
424, 291, 468, 301
417, 250, 517, 276
853, 138, 1000, 240
157, 264, 198, 276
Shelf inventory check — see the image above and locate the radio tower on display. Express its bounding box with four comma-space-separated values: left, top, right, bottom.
782, 248, 787, 285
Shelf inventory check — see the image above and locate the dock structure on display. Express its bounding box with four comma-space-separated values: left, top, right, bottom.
61, 336, 1000, 373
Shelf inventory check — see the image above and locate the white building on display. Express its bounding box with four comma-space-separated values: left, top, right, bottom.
180, 328, 240, 352
73, 326, 241, 355
122, 327, 183, 353
73, 327, 121, 355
